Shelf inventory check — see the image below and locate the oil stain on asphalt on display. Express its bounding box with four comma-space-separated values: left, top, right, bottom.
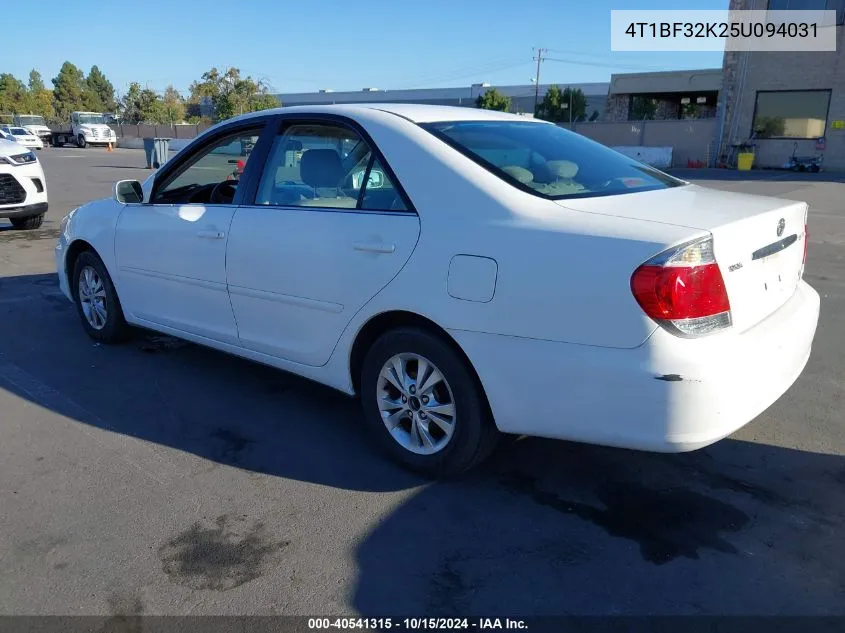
159, 514, 289, 590
500, 472, 749, 565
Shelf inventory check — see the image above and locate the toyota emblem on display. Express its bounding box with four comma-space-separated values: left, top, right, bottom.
777, 218, 785, 237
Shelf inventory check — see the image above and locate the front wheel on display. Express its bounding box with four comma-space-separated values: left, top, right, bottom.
360, 327, 499, 478
72, 251, 131, 343
9, 214, 44, 230
77, 135, 86, 149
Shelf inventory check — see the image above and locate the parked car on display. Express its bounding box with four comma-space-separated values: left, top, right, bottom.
0, 137, 48, 229
1, 126, 44, 150
55, 104, 820, 477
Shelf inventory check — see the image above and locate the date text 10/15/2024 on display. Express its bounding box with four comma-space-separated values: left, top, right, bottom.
307, 618, 528, 630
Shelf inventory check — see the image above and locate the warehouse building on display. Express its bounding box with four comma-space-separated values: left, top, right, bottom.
274, 82, 610, 119
717, 0, 845, 168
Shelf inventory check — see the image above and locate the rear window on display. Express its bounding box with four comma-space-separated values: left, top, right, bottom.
422, 120, 684, 200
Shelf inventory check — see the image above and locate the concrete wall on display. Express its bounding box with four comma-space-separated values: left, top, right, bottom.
569, 118, 716, 167
640, 119, 717, 167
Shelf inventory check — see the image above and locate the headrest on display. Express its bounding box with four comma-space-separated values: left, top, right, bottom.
546, 160, 579, 179
300, 149, 342, 188
501, 165, 534, 184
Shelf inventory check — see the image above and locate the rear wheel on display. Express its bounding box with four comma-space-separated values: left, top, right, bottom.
360, 327, 498, 478
72, 251, 130, 343
9, 214, 44, 230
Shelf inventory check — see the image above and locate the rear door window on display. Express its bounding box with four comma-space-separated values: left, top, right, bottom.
253, 122, 408, 212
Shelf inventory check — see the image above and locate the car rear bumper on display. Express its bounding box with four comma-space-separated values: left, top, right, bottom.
449, 279, 820, 452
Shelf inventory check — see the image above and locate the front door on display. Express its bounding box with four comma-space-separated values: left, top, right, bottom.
114, 123, 268, 344
226, 118, 420, 366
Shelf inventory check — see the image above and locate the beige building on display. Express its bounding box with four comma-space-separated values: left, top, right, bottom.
718, 0, 845, 168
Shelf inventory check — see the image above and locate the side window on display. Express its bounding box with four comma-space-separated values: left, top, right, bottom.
358, 158, 407, 212
152, 127, 263, 205
254, 122, 407, 212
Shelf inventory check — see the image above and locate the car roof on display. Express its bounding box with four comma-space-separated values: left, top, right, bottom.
228, 103, 548, 125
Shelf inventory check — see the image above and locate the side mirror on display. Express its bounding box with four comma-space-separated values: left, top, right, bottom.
114, 179, 143, 204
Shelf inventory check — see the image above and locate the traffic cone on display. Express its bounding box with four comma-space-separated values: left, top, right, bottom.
107, 142, 113, 152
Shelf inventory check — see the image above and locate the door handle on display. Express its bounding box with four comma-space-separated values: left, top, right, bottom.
353, 241, 395, 254
197, 229, 225, 239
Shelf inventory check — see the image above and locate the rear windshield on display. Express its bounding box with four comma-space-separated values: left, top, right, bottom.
11, 128, 28, 135
422, 120, 684, 200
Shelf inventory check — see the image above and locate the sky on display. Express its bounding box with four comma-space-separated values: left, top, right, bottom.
6, 0, 728, 97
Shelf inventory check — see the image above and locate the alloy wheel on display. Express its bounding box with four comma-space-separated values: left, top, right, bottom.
78, 265, 108, 330
376, 353, 457, 455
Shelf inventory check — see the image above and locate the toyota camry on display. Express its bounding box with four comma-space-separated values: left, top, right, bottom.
55, 104, 820, 477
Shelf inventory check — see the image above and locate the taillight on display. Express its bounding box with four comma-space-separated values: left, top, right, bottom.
631, 236, 732, 337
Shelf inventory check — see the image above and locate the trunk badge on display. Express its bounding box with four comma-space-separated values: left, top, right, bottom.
777, 218, 785, 237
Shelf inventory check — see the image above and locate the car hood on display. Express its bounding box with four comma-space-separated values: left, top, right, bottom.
0, 138, 26, 156
554, 184, 799, 230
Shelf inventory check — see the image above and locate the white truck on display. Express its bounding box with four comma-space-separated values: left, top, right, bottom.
6, 114, 53, 146
51, 111, 118, 148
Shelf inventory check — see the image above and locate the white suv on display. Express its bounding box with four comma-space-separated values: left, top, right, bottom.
0, 138, 48, 230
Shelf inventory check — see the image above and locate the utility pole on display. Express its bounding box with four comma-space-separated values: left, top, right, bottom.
533, 48, 547, 114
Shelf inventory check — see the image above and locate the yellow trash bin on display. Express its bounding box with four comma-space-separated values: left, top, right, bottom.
737, 152, 755, 171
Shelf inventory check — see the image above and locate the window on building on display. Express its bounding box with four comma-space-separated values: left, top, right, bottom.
752, 90, 831, 139
768, 0, 845, 24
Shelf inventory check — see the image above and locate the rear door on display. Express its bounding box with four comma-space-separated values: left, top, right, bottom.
226, 116, 420, 366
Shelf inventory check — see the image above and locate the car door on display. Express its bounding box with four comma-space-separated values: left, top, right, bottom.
227, 116, 421, 366
114, 120, 271, 344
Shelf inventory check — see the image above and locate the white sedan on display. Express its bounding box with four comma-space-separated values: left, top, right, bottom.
55, 104, 820, 477
2, 126, 44, 150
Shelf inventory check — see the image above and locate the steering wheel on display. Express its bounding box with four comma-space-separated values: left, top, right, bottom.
210, 180, 238, 204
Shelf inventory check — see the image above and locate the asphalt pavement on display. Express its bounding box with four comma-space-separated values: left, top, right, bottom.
1, 147, 844, 616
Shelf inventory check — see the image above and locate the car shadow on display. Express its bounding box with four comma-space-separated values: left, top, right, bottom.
0, 272, 425, 493
352, 437, 845, 615
2, 272, 844, 614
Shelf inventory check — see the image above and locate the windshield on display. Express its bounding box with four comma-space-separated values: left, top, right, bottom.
11, 127, 29, 135
17, 115, 45, 126
78, 113, 105, 125
423, 120, 684, 200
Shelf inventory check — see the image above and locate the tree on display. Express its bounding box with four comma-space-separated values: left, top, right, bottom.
189, 67, 280, 121
475, 88, 511, 112
630, 96, 657, 121
28, 69, 45, 92
535, 85, 587, 123
30, 89, 56, 122
52, 62, 88, 121
0, 73, 29, 113
86, 65, 116, 112
119, 82, 169, 123
162, 85, 186, 124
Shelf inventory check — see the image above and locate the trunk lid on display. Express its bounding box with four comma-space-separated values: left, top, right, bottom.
556, 184, 808, 333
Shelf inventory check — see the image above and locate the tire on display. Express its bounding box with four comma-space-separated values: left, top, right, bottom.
360, 327, 499, 478
72, 250, 131, 343
77, 134, 86, 149
9, 214, 44, 230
